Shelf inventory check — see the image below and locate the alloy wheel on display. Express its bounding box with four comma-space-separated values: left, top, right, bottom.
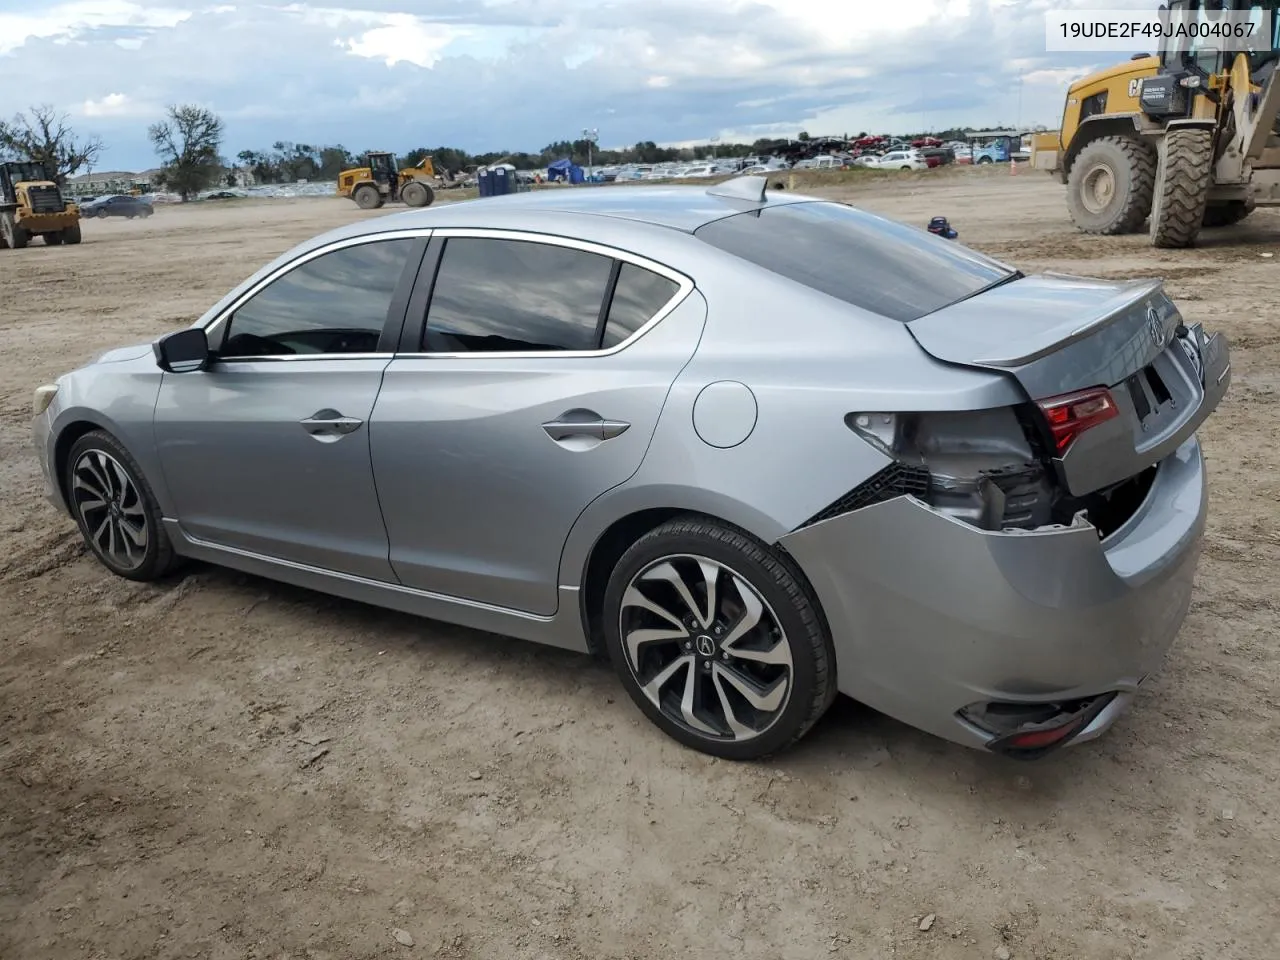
619, 554, 793, 742
71, 449, 149, 571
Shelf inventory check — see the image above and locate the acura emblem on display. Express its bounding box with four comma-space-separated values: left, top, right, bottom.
1146, 307, 1167, 349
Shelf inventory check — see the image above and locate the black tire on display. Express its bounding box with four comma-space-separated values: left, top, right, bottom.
8, 219, 28, 249
64, 430, 178, 582
400, 180, 434, 207
1150, 127, 1213, 248
1065, 135, 1156, 235
1202, 199, 1255, 228
43, 231, 63, 245
96, 208, 108, 219
601, 515, 836, 760
977, 156, 992, 164
353, 184, 382, 210
63, 222, 82, 245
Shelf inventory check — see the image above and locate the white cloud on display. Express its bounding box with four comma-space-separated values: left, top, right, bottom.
80, 92, 156, 118
1023, 66, 1094, 86
342, 13, 465, 68
0, 1, 192, 54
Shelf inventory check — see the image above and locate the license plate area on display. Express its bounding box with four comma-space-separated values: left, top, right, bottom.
1122, 339, 1203, 452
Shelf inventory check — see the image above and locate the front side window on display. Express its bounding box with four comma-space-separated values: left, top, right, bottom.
423, 238, 614, 352
694, 201, 1015, 323
219, 238, 416, 358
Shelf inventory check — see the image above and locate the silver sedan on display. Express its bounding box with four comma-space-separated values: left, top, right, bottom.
32, 177, 1230, 760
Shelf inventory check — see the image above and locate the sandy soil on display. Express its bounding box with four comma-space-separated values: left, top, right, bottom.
2, 169, 1279, 960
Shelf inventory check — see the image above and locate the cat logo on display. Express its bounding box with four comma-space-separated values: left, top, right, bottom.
1128, 78, 1142, 97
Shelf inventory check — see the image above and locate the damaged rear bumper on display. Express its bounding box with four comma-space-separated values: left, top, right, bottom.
777, 436, 1207, 753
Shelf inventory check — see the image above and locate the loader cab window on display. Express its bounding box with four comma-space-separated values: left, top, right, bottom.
7, 162, 49, 183
1157, 1, 1219, 73
368, 154, 396, 183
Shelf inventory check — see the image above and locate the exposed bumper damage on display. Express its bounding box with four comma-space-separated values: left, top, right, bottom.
777, 436, 1206, 752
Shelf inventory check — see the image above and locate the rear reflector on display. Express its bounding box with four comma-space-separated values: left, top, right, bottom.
1036, 386, 1119, 454
960, 692, 1118, 760
1002, 716, 1084, 750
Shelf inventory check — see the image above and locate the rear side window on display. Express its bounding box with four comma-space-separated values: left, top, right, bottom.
424, 238, 613, 352
693, 201, 1014, 322
601, 263, 679, 348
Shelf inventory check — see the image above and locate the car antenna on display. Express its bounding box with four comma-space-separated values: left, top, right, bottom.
705, 174, 769, 203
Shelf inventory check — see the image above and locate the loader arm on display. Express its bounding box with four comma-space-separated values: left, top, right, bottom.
1213, 22, 1280, 204
1241, 56, 1280, 159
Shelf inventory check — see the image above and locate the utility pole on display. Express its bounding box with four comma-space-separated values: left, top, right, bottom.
582, 128, 599, 181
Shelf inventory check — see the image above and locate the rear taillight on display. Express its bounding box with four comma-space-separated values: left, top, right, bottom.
1036, 386, 1118, 454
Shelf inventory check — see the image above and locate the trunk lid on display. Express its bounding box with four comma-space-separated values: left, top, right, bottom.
907, 273, 1230, 496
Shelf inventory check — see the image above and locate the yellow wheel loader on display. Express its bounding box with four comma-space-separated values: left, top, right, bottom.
0, 161, 82, 249
336, 152, 437, 210
1031, 0, 1280, 247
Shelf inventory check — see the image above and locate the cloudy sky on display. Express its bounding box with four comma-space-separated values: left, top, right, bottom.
0, 0, 1154, 171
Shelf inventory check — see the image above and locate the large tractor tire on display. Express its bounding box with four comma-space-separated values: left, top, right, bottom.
63, 222, 82, 245
1202, 198, 1255, 228
1149, 127, 1214, 248
353, 184, 383, 210
400, 180, 434, 208
1066, 136, 1156, 235
1, 213, 29, 249
44, 231, 63, 245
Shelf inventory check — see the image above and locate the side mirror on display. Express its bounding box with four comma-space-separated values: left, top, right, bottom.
154, 327, 210, 373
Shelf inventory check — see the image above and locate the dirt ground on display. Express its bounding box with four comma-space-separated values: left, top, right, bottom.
2, 168, 1278, 960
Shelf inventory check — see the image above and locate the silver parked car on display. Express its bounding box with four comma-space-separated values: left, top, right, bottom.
32, 177, 1230, 760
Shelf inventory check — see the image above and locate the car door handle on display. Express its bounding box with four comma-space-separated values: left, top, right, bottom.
541, 416, 631, 442
300, 410, 364, 440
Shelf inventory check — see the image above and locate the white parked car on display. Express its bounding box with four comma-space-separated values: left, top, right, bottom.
865, 149, 929, 171
794, 155, 846, 171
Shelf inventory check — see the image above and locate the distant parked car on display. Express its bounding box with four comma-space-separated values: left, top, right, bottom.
81, 195, 154, 219
864, 150, 929, 171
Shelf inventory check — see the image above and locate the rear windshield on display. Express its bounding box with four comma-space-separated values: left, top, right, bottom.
693, 201, 1016, 322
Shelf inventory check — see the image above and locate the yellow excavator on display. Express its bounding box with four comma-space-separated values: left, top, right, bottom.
0, 161, 82, 249
1031, 0, 1280, 246
336, 152, 436, 210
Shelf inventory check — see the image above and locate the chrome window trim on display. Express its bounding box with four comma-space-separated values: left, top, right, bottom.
396, 227, 695, 360
202, 228, 433, 363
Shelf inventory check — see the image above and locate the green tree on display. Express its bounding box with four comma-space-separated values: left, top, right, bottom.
317, 145, 354, 179
149, 104, 224, 201
0, 104, 103, 181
